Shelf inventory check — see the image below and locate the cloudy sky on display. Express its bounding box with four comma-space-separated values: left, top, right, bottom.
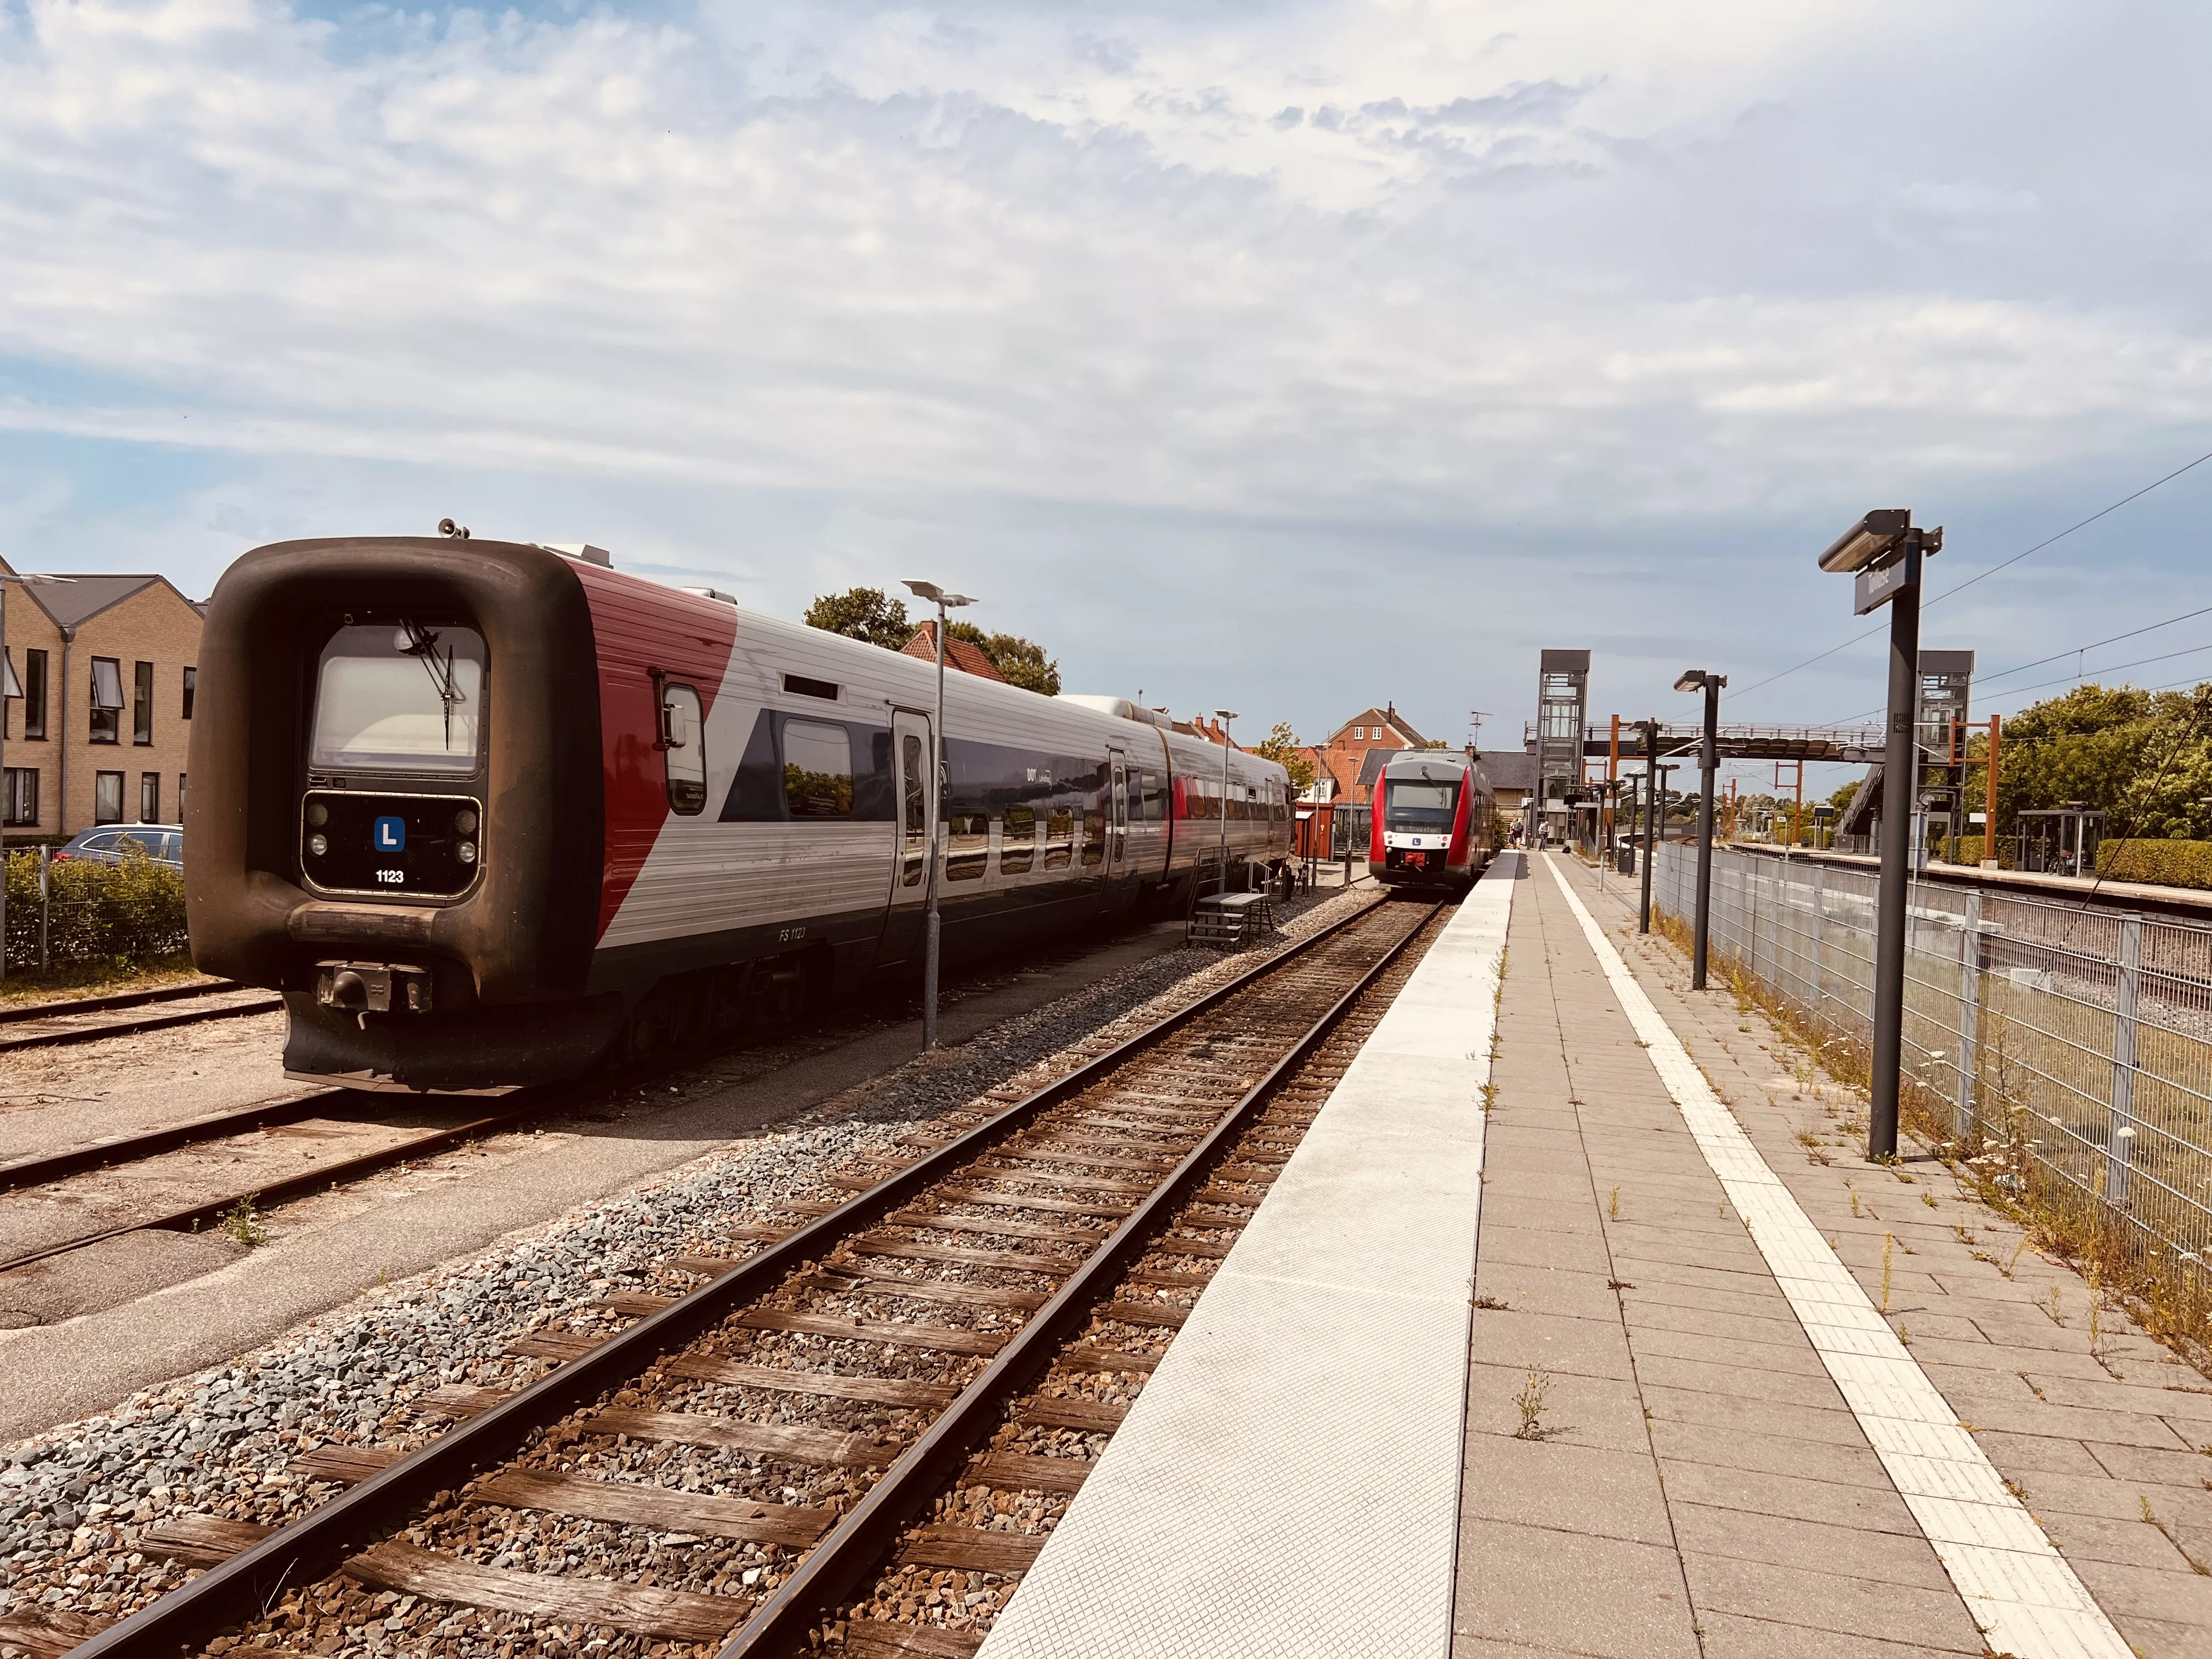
3, 0, 2208, 781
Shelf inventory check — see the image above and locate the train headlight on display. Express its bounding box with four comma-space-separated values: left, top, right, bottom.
455, 808, 478, 834
458, 842, 477, 865
307, 833, 328, 856
306, 803, 328, 827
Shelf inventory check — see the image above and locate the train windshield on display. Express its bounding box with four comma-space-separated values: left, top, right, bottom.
1384, 777, 1459, 833
311, 623, 487, 773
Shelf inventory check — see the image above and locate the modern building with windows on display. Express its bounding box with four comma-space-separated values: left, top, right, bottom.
0, 557, 204, 843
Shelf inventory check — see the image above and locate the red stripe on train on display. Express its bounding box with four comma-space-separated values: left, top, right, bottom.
572, 563, 740, 941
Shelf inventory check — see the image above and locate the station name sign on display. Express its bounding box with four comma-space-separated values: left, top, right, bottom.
1854, 549, 1915, 615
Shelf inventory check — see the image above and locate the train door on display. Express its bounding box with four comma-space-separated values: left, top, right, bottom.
873, 709, 935, 968
1108, 752, 1132, 891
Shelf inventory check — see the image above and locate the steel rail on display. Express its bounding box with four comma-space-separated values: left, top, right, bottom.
0, 1088, 352, 1195
0, 978, 241, 1026
0, 1092, 554, 1276
721, 894, 1446, 1656
68, 895, 1396, 1658
0, 992, 282, 1053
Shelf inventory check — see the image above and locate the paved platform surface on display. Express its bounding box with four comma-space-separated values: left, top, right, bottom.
981, 859, 1514, 1658
977, 850, 2212, 1657
1548, 854, 2212, 1658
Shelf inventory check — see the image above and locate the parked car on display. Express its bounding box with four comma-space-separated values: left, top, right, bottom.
52, 824, 184, 870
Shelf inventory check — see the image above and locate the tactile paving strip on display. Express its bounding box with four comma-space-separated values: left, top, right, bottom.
978, 861, 1516, 1659
1545, 854, 2132, 1659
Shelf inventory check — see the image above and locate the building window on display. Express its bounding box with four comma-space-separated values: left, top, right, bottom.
1353, 727, 1364, 740
134, 661, 154, 744
89, 658, 125, 743
182, 666, 196, 720
23, 648, 46, 740
178, 773, 187, 819
2, 768, 36, 828
94, 770, 124, 824
139, 772, 160, 822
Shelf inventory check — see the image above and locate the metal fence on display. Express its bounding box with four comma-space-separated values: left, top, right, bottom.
1651, 841, 2212, 1283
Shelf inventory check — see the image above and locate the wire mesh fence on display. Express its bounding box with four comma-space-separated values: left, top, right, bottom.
1651, 841, 2212, 1296
2, 849, 189, 976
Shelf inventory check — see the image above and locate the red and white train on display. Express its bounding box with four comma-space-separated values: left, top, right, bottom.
185, 538, 1294, 1091
1368, 749, 1497, 893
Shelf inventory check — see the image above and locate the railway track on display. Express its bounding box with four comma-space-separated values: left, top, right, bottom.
0, 980, 280, 1053
0, 918, 1202, 1277
50, 890, 1446, 1659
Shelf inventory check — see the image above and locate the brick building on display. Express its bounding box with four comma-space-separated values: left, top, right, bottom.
900, 621, 1007, 682
0, 558, 204, 842
1297, 703, 1427, 805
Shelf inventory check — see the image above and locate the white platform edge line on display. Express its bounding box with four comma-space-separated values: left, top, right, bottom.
1541, 855, 2130, 1659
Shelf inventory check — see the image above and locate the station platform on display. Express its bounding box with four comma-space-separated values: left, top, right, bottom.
980, 852, 2212, 1659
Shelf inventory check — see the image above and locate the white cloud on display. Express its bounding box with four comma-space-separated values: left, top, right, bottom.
1, 0, 2209, 736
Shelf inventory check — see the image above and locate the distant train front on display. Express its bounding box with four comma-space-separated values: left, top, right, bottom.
1369, 749, 1494, 893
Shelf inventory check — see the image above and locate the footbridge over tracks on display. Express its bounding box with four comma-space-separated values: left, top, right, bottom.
1526, 719, 1887, 763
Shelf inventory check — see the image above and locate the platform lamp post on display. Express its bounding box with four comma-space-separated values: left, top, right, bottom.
0, 573, 71, 985
1673, 669, 1725, 990
1817, 509, 1943, 1161
1214, 711, 1239, 894
902, 579, 975, 1052
1638, 719, 1661, 934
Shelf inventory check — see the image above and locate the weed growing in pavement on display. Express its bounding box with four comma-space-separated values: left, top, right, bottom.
1513, 1369, 1555, 1440
2142, 1497, 2212, 1574
1880, 1233, 1894, 1314
223, 1196, 268, 1248
1850, 1191, 1863, 1218
1607, 1187, 1620, 1221
1923, 1194, 1940, 1208
1473, 1295, 1510, 1311
2047, 1286, 2067, 1327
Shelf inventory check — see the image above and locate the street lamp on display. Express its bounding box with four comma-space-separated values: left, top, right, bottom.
1673, 669, 1726, 990
1817, 507, 1942, 1161
0, 573, 72, 984
902, 578, 975, 1052
1638, 718, 1661, 934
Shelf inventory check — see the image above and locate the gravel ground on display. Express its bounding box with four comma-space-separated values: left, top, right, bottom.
0, 884, 1374, 1655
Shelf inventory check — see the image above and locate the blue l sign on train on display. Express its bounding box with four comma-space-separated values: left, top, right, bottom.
373, 816, 407, 853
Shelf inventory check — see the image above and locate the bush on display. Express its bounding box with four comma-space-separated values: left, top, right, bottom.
2096, 838, 2212, 890
1937, 835, 2016, 868
3, 849, 189, 973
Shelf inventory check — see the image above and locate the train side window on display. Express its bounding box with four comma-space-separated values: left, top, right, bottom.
946, 810, 990, 881
1043, 806, 1074, 869
1139, 772, 1164, 821
1001, 804, 1036, 874
900, 735, 926, 887
782, 718, 854, 817
1081, 803, 1105, 867
659, 683, 707, 815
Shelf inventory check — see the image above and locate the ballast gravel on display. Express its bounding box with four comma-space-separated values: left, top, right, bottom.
0, 885, 1373, 1655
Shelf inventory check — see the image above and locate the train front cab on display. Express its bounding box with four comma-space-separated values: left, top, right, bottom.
1370, 753, 1486, 895
187, 538, 616, 1093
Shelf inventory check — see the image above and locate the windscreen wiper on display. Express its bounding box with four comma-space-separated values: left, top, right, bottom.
398, 620, 465, 748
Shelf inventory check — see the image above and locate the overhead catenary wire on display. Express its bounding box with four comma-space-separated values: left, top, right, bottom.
1725, 446, 2212, 705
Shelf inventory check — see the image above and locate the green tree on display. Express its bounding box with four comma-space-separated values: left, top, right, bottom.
1998, 682, 2212, 839
1250, 721, 1316, 792
803, 586, 911, 648
946, 621, 1062, 696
